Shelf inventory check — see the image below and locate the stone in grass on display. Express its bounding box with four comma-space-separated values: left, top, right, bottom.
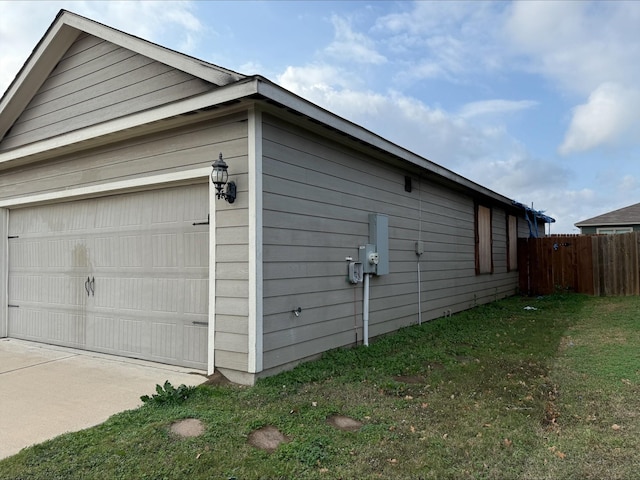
170, 418, 205, 438
247, 426, 290, 453
326, 415, 363, 432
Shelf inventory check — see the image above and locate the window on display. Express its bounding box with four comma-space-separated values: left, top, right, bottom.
596, 227, 633, 234
507, 215, 517, 271
475, 204, 493, 274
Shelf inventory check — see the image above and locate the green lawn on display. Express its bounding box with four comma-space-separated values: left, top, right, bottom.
1, 294, 639, 479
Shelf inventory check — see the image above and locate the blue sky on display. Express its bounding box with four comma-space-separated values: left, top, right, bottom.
2, 1, 639, 233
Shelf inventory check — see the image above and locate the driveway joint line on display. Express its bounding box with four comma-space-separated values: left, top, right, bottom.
0, 354, 80, 376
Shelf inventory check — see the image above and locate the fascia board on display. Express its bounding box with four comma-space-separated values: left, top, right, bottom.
575, 221, 637, 227
254, 78, 514, 207
61, 11, 244, 86
0, 79, 260, 169
0, 21, 80, 140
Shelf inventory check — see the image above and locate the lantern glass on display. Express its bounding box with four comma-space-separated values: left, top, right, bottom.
211, 153, 229, 190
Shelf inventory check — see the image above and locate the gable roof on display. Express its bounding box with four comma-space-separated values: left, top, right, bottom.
575, 202, 640, 227
0, 10, 554, 224
0, 9, 245, 142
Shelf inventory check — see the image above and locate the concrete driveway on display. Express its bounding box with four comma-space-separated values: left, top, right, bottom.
0, 338, 207, 460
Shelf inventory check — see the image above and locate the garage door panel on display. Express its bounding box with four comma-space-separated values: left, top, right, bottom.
48, 311, 84, 344
100, 235, 146, 269
8, 184, 209, 369
9, 275, 45, 303
8, 308, 44, 338
152, 322, 178, 360
183, 325, 207, 363
151, 278, 181, 313
87, 316, 145, 354
152, 233, 178, 267
184, 279, 208, 315
184, 231, 208, 267
9, 241, 43, 268
92, 277, 150, 311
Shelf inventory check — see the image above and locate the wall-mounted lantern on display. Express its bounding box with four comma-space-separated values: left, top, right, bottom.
211, 153, 236, 204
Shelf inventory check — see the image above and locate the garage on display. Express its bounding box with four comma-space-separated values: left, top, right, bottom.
7, 183, 209, 370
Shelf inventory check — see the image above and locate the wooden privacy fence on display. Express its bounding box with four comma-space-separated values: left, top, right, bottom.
518, 232, 640, 296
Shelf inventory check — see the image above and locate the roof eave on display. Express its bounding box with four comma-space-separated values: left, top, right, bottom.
0, 13, 80, 140
0, 78, 260, 170
1, 73, 541, 212
60, 11, 245, 84
575, 221, 639, 228
253, 77, 519, 208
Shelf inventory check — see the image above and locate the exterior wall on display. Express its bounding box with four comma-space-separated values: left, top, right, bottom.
0, 112, 250, 373
260, 114, 521, 373
0, 113, 247, 201
213, 143, 251, 373
0, 33, 213, 152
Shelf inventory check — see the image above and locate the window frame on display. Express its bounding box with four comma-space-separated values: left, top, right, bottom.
596, 227, 633, 235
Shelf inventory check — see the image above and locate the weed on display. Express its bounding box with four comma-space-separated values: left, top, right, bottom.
140, 381, 195, 406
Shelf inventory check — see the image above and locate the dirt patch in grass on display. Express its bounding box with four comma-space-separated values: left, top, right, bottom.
247, 426, 290, 453
201, 371, 232, 386
170, 418, 205, 438
326, 415, 363, 432
426, 361, 444, 370
394, 374, 425, 384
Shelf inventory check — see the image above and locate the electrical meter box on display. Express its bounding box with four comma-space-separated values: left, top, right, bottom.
369, 213, 389, 275
358, 214, 389, 275
348, 262, 364, 283
359, 244, 377, 274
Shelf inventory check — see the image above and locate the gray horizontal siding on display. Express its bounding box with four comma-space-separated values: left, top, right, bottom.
261, 113, 521, 371
213, 126, 250, 372
0, 113, 248, 200
1, 33, 214, 151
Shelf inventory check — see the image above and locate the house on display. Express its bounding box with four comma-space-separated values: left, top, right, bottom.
0, 11, 554, 385
575, 202, 640, 234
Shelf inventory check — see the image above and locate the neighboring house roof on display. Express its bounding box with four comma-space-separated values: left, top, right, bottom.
0, 9, 554, 224
575, 202, 640, 227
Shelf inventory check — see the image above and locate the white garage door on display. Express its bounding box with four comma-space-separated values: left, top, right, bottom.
7, 184, 209, 369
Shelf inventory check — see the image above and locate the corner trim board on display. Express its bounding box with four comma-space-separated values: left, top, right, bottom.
248, 107, 263, 373
0, 208, 8, 337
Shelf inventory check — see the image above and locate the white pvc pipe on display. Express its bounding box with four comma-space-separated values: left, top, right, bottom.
417, 261, 422, 325
363, 273, 370, 346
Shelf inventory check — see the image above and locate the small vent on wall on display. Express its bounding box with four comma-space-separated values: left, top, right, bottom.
405, 176, 412, 192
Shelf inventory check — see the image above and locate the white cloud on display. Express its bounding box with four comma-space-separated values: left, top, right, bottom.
278, 64, 361, 102
78, 1, 203, 50
504, 1, 640, 95
504, 2, 640, 154
619, 175, 638, 192
374, 2, 504, 81
324, 15, 386, 65
0, 1, 203, 95
559, 83, 640, 155
459, 99, 537, 119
